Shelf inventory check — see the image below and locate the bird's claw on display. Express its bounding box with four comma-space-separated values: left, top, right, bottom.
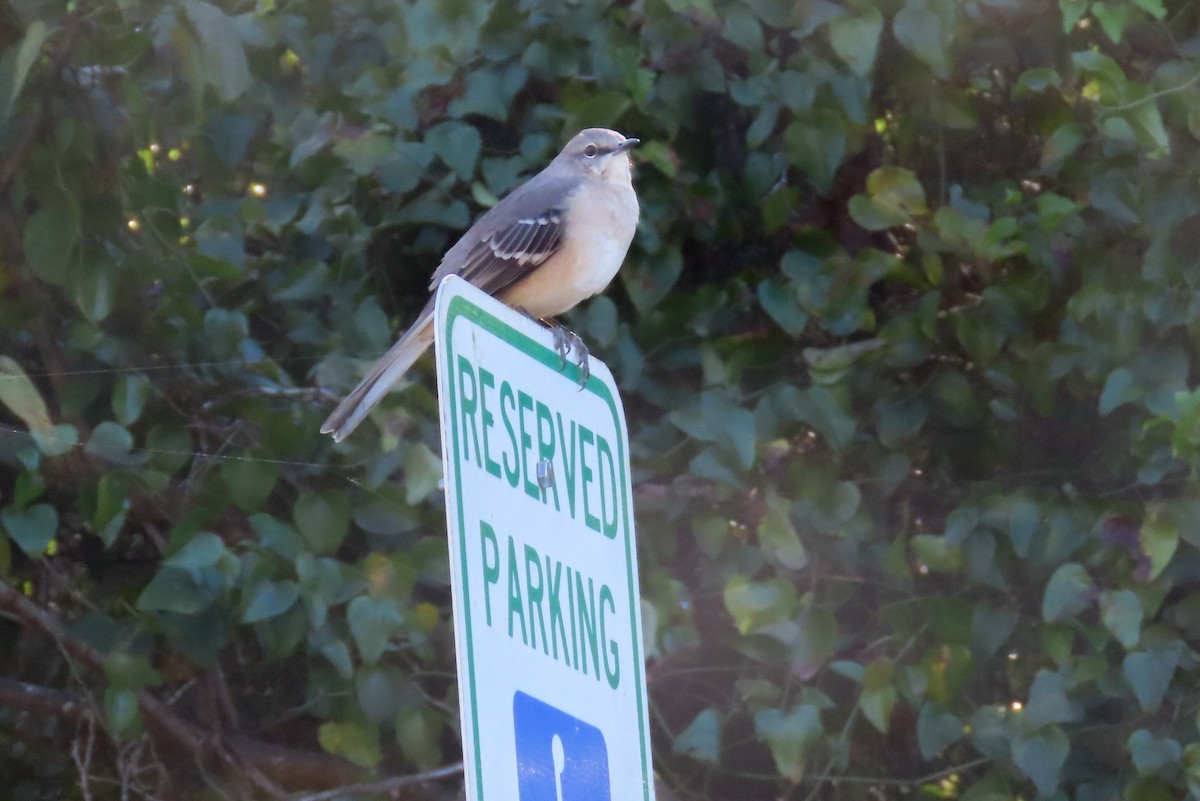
551, 325, 589, 388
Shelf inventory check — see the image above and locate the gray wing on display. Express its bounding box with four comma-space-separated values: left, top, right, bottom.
428, 174, 577, 296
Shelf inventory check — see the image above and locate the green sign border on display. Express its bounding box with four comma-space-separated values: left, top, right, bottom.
440, 290, 651, 800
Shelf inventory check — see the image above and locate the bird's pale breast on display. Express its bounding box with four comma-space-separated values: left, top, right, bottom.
499, 175, 638, 318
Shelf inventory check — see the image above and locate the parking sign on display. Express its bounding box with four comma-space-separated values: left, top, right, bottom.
434, 277, 655, 801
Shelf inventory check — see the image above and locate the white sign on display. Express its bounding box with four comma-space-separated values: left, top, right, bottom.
434, 276, 655, 801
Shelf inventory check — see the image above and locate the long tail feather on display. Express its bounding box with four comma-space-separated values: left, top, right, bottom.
320, 312, 435, 442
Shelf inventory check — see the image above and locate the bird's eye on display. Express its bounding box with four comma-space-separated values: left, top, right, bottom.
584, 144, 598, 158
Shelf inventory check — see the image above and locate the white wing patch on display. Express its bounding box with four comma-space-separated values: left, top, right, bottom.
487, 210, 562, 265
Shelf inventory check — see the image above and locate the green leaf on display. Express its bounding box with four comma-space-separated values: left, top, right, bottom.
783, 109, 845, 194
1059, 0, 1089, 31
397, 707, 443, 769
1024, 670, 1077, 729
758, 278, 809, 336
165, 532, 226, 570
663, 0, 716, 15
754, 705, 823, 780
347, 595, 404, 665
969, 706, 1009, 759
32, 423, 79, 457
721, 7, 762, 50
828, 8, 882, 76
804, 339, 887, 385
847, 195, 896, 231
562, 91, 633, 139
332, 130, 392, 175
622, 246, 682, 314
318, 719, 381, 768
1128, 729, 1181, 776
1013, 67, 1062, 97
1035, 192, 1083, 230
849, 167, 927, 230
893, 0, 953, 77
1091, 1, 1130, 43
357, 666, 422, 723
104, 652, 163, 691
758, 500, 808, 570
673, 708, 721, 763
0, 357, 52, 437
792, 606, 839, 674
876, 396, 929, 447
1137, 517, 1177, 582
916, 703, 963, 759
1100, 589, 1143, 648
1041, 562, 1096, 621
449, 70, 520, 121
724, 576, 796, 634
23, 201, 78, 285
960, 772, 1021, 801
184, 0, 252, 102
294, 491, 351, 555
320, 640, 354, 679
1123, 647, 1178, 712
669, 391, 756, 470
403, 442, 443, 505
1, 503, 57, 556
911, 534, 964, 573
111, 374, 150, 427
136, 566, 223, 614
1041, 122, 1084, 169
1132, 0, 1166, 18
84, 422, 139, 466
75, 259, 113, 322
1099, 367, 1138, 415
425, 121, 482, 181
104, 687, 142, 738
0, 20, 46, 124
860, 658, 897, 733
1184, 742, 1200, 798
1012, 726, 1069, 795
1123, 92, 1169, 153
970, 603, 1017, 656
221, 457, 279, 512
249, 514, 305, 560
761, 185, 801, 233
352, 492, 417, 537
792, 385, 856, 450
242, 580, 300, 623
204, 309, 248, 359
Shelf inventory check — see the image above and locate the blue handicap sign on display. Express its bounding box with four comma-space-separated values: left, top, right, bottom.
513, 691, 611, 801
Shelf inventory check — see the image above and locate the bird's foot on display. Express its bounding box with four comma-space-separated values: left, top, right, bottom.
551, 325, 590, 388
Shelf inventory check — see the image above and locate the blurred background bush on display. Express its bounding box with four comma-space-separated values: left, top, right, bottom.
2, 0, 1200, 799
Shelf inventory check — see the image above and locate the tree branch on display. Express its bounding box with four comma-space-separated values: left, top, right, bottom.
0, 580, 371, 796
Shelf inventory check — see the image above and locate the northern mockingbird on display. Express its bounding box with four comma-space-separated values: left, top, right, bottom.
320, 127, 640, 442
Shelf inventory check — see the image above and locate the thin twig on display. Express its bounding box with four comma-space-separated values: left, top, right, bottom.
1097, 71, 1200, 116
0, 580, 296, 798
71, 713, 97, 801
290, 762, 465, 801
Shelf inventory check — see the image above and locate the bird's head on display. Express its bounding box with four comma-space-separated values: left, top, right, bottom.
557, 128, 639, 183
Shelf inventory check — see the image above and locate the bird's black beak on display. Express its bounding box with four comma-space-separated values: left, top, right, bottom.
616, 137, 640, 152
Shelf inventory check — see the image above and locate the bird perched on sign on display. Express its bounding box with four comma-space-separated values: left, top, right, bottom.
320, 127, 640, 442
